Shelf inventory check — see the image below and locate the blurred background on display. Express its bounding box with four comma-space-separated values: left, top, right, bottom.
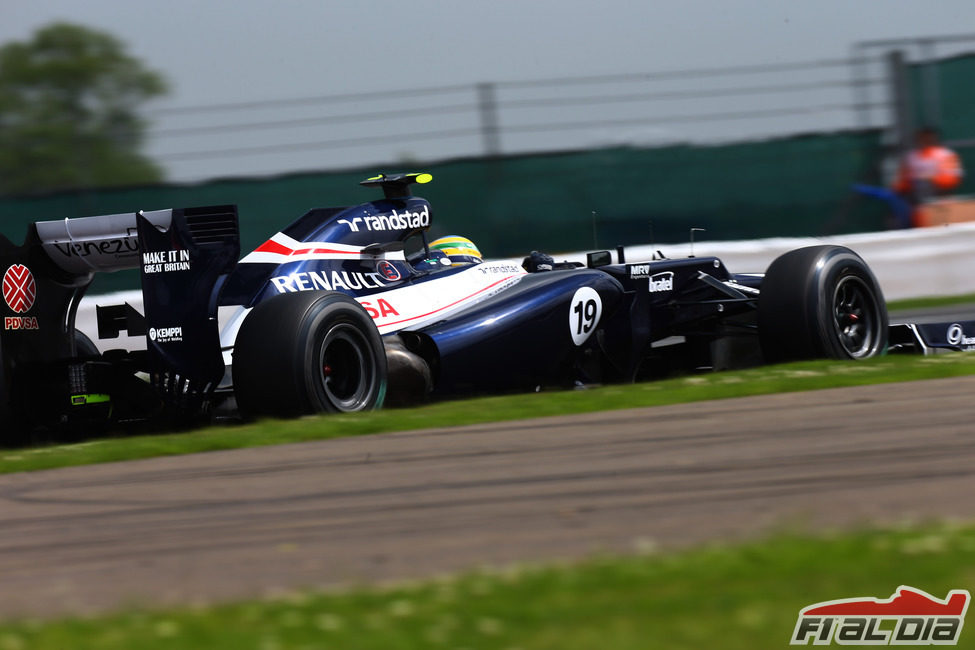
1, 0, 974, 292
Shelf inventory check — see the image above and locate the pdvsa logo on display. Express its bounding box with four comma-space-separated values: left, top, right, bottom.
3, 264, 36, 313
4, 316, 38, 331
791, 586, 970, 645
3, 264, 39, 330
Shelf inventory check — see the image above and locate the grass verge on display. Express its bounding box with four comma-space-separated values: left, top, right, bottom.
4, 352, 975, 475
887, 292, 975, 312
2, 522, 974, 649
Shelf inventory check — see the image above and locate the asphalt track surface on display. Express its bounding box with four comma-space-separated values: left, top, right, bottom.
0, 376, 974, 620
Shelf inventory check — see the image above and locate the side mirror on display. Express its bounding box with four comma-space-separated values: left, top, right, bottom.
586, 251, 612, 268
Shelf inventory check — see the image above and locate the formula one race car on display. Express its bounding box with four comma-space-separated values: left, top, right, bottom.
0, 173, 971, 437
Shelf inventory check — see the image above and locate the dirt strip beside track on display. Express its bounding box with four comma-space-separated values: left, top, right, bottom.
0, 376, 973, 619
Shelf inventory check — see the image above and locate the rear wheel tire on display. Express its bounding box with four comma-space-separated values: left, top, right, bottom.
64, 330, 112, 437
233, 292, 387, 419
758, 245, 888, 363
74, 330, 99, 357
0, 344, 10, 434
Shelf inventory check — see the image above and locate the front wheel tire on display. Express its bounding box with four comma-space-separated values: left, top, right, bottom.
758, 245, 888, 363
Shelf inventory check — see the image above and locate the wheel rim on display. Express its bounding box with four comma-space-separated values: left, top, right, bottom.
317, 323, 375, 411
831, 275, 879, 359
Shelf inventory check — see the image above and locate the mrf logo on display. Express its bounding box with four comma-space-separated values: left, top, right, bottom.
3, 264, 39, 330
629, 263, 651, 279
791, 586, 970, 645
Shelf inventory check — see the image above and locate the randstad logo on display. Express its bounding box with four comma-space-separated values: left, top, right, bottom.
791, 586, 970, 646
339, 206, 430, 232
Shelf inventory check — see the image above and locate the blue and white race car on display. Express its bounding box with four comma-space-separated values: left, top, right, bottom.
0, 173, 968, 435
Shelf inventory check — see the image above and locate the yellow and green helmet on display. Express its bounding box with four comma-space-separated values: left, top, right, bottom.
429, 235, 483, 266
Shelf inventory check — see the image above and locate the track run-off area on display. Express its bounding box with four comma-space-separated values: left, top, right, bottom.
0, 375, 973, 619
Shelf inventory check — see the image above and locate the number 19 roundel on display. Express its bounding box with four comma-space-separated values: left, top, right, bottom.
568, 287, 602, 346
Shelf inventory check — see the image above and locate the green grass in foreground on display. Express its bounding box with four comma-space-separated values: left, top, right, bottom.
887, 292, 975, 312
2, 523, 974, 649
5, 352, 975, 475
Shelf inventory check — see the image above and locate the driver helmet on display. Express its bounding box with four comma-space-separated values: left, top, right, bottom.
429, 236, 483, 266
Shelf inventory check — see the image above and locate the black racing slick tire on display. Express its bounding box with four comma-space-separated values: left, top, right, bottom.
758, 245, 888, 363
232, 292, 387, 419
74, 330, 100, 358
0, 343, 10, 431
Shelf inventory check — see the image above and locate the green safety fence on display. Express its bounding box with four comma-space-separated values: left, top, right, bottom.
911, 52, 975, 141
0, 129, 894, 293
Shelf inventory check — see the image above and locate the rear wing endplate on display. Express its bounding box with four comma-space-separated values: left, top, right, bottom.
136, 206, 240, 396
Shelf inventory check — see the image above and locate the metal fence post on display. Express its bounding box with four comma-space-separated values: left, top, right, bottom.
918, 39, 942, 130
476, 82, 501, 158
888, 50, 914, 154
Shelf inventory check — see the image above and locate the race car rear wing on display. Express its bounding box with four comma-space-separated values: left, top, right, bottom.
133, 206, 240, 400
1, 205, 240, 408
34, 209, 174, 275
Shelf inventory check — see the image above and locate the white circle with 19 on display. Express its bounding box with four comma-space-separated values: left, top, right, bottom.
569, 287, 602, 346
